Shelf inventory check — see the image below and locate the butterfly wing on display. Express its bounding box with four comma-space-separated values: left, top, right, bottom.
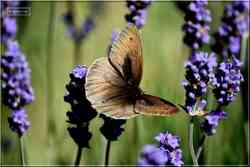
109, 24, 143, 86
135, 94, 179, 116
85, 57, 138, 119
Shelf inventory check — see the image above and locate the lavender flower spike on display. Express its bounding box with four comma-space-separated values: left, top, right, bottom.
64, 65, 97, 148
8, 109, 31, 137
1, 42, 34, 136
200, 1, 247, 136
63, 11, 95, 43
1, 2, 34, 137
125, 0, 152, 29
182, 51, 217, 116
138, 132, 184, 167
182, 0, 211, 49
212, 57, 244, 106
99, 114, 126, 141
1, 41, 34, 110
213, 0, 249, 58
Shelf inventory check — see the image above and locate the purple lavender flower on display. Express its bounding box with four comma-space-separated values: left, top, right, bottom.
125, 0, 152, 29
1, 41, 34, 136
1, 41, 34, 109
212, 57, 243, 106
1, 2, 34, 137
212, 1, 249, 58
79, 18, 94, 37
182, 51, 217, 115
155, 132, 180, 150
1, 16, 17, 44
201, 109, 227, 135
138, 132, 184, 167
99, 114, 126, 141
182, 0, 211, 49
63, 11, 95, 43
138, 145, 168, 166
8, 109, 31, 137
170, 149, 184, 167
199, 1, 247, 136
64, 65, 97, 148
155, 132, 184, 166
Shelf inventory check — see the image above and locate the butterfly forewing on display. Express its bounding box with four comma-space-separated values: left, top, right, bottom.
85, 57, 138, 119
109, 24, 143, 86
135, 94, 179, 116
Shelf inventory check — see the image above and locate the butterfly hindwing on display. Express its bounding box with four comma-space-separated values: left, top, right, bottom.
85, 57, 138, 119
109, 24, 143, 86
135, 94, 179, 116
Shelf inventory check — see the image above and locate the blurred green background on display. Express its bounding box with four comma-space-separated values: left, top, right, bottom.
1, 1, 248, 165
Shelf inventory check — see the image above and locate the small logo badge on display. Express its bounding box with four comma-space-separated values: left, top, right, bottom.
6, 7, 31, 16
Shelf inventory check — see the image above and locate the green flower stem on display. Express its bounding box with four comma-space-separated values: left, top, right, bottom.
46, 1, 56, 135
240, 35, 248, 68
74, 146, 82, 167
188, 117, 199, 166
196, 134, 206, 160
19, 137, 26, 166
104, 140, 111, 167
240, 35, 249, 162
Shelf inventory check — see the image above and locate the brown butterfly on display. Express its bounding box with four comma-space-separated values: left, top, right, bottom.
85, 24, 178, 119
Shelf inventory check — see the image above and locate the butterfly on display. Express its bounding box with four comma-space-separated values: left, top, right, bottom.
85, 24, 178, 119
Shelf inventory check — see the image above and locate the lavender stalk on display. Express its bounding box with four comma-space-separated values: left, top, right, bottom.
46, 0, 56, 138
188, 118, 198, 166
196, 134, 206, 160
74, 147, 82, 167
100, 114, 126, 166
104, 140, 111, 167
19, 137, 26, 166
